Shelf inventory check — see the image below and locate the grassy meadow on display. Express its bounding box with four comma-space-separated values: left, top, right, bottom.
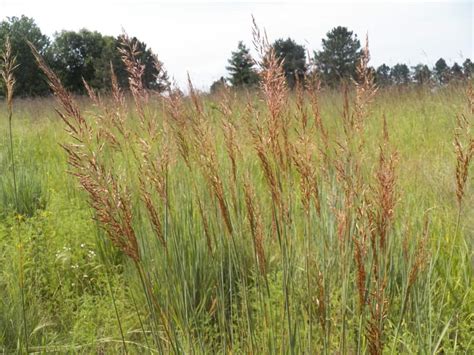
0, 42, 473, 353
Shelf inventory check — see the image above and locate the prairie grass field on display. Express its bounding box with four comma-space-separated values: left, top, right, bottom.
0, 44, 473, 353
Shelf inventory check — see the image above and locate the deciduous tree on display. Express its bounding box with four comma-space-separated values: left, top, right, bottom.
0, 15, 50, 96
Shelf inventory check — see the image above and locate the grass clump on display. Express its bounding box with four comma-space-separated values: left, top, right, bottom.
0, 25, 471, 353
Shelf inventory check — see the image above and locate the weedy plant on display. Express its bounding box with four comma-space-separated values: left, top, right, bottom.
21, 22, 473, 354
1, 36, 29, 353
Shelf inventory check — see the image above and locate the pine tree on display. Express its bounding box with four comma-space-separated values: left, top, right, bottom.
314, 26, 361, 86
272, 38, 306, 88
226, 41, 259, 88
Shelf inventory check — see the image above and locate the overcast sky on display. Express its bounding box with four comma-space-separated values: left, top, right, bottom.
1, 0, 472, 90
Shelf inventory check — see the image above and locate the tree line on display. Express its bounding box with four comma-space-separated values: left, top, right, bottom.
0, 15, 169, 97
0, 16, 472, 97
215, 26, 473, 92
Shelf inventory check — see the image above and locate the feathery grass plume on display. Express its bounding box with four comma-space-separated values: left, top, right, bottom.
152, 53, 170, 93
138, 138, 169, 249
215, 85, 241, 209
109, 62, 130, 137
295, 77, 309, 130
217, 86, 240, 184
453, 95, 473, 209
365, 116, 398, 354
27, 42, 91, 140
252, 16, 289, 169
373, 116, 398, 250
306, 55, 326, 136
249, 18, 290, 225
2, 35, 29, 353
246, 105, 286, 223
408, 216, 429, 296
118, 32, 148, 125
82, 78, 101, 106
292, 78, 321, 215
353, 201, 370, 310
243, 176, 266, 275
29, 42, 140, 262
292, 134, 321, 216
83, 168, 140, 261
82, 79, 122, 151
164, 86, 193, 169
306, 67, 330, 170
187, 75, 233, 236
1, 37, 17, 114
1, 37, 19, 208
353, 34, 378, 133
366, 283, 388, 355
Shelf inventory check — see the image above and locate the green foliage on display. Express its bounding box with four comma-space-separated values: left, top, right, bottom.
314, 26, 361, 85
0, 85, 472, 352
434, 58, 449, 84
50, 29, 113, 93
376, 64, 392, 86
0, 147, 47, 218
391, 63, 410, 85
49, 31, 169, 93
462, 59, 473, 78
0, 16, 169, 96
450, 62, 464, 81
226, 41, 259, 88
272, 38, 306, 88
116, 34, 170, 92
412, 64, 431, 85
0, 16, 50, 96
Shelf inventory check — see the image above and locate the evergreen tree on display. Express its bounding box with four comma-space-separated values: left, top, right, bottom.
434, 58, 449, 84
226, 41, 259, 88
314, 26, 361, 86
272, 38, 306, 88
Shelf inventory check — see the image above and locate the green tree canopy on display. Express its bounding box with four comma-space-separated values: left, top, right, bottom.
0, 15, 50, 96
272, 38, 306, 88
390, 63, 410, 85
434, 58, 449, 84
376, 64, 392, 86
50, 29, 110, 92
412, 64, 431, 85
226, 41, 259, 88
314, 26, 361, 86
116, 34, 169, 92
450, 62, 463, 81
462, 59, 473, 78
49, 31, 169, 94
